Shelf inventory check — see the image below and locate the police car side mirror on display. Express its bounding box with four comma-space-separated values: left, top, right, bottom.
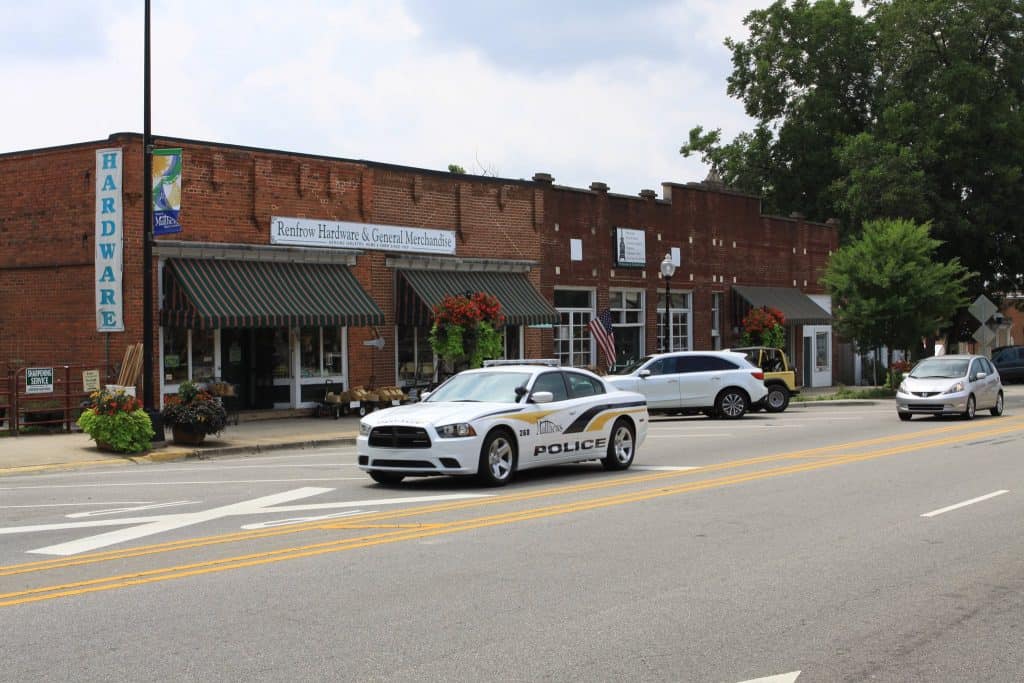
638, 369, 651, 378
531, 391, 554, 404
420, 391, 432, 401
975, 372, 986, 380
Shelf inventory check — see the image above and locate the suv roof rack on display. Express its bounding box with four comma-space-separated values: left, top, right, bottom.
482, 359, 561, 367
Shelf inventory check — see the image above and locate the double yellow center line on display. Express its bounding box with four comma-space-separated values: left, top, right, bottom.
1, 417, 1021, 608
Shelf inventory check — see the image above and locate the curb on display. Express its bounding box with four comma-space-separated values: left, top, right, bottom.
794, 399, 885, 408
0, 459, 132, 477
132, 435, 359, 463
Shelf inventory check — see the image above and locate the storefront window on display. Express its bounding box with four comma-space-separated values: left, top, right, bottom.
554, 289, 594, 367
300, 326, 320, 378
397, 326, 434, 386
656, 291, 692, 352
816, 331, 829, 370
272, 328, 291, 379
324, 327, 343, 375
610, 289, 644, 370
192, 329, 215, 380
504, 325, 521, 359
162, 328, 189, 384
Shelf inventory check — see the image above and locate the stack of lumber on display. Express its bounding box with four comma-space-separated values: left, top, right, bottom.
116, 343, 144, 386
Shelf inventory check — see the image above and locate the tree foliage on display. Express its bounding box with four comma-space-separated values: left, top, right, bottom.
682, 0, 1024, 297
821, 218, 971, 363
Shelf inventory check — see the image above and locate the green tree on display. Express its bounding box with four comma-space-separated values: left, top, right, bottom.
682, 0, 1024, 298
821, 218, 972, 372
448, 164, 466, 174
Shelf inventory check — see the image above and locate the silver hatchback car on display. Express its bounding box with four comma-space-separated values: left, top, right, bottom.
896, 354, 1004, 421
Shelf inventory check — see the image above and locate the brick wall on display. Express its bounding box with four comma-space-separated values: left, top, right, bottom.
1, 135, 550, 392
539, 177, 838, 367
2, 133, 837, 397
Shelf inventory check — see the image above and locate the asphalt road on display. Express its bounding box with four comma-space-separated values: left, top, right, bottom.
2, 392, 1023, 682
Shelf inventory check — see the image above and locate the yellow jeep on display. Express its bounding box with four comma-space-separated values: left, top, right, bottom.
730, 346, 800, 412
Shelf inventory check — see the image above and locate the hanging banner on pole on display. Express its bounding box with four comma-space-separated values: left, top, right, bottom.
95, 147, 124, 332
152, 148, 182, 236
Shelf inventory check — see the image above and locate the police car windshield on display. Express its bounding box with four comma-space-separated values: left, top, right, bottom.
425, 372, 531, 403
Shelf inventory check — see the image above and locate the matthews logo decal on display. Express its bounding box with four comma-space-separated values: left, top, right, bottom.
271, 217, 456, 255
538, 420, 562, 434
534, 438, 606, 456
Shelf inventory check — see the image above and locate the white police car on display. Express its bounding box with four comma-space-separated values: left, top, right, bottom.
357, 360, 648, 486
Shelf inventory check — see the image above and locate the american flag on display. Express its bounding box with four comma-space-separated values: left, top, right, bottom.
588, 309, 617, 368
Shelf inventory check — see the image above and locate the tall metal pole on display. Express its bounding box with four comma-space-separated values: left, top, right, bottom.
142, 0, 162, 440
663, 277, 670, 353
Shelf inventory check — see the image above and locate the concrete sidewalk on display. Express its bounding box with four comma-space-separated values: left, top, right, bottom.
0, 415, 362, 476
0, 385, 889, 476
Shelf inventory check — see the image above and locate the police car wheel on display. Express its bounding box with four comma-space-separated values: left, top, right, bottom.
602, 419, 635, 471
477, 429, 516, 486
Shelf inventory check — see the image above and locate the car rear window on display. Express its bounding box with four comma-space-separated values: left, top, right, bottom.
678, 356, 740, 372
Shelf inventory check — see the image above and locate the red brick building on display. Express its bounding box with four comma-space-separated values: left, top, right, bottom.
537, 175, 837, 387
0, 133, 838, 412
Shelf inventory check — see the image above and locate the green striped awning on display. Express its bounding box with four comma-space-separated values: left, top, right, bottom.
161, 258, 384, 329
398, 269, 559, 327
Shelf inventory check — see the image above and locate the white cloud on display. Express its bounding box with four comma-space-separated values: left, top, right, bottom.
0, 1, 776, 194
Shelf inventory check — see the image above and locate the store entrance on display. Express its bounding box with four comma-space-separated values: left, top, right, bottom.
220, 328, 276, 410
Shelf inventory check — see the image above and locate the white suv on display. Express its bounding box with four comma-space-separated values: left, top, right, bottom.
605, 351, 767, 419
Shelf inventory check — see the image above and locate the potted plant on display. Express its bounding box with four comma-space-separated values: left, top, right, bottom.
77, 388, 154, 453
428, 292, 505, 371
162, 380, 229, 446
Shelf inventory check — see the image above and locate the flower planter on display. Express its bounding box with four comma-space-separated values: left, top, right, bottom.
171, 425, 207, 446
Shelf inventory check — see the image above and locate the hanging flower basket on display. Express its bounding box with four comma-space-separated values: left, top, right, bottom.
428, 293, 505, 370
741, 306, 787, 348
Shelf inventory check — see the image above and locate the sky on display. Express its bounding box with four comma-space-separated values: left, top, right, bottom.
1, 0, 776, 195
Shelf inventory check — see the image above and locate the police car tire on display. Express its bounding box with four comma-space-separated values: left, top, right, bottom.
477, 429, 516, 486
601, 419, 635, 471
369, 471, 404, 486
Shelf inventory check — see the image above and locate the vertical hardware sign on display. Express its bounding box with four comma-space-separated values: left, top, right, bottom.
95, 148, 124, 332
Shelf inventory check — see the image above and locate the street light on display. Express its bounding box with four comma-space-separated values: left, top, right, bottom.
660, 253, 676, 353
142, 0, 163, 441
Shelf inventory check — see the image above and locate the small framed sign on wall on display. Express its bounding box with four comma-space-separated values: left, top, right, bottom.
615, 228, 645, 268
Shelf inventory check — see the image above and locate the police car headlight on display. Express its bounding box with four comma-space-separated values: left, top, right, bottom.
359, 422, 371, 436
946, 381, 964, 394
898, 380, 907, 393
436, 423, 477, 438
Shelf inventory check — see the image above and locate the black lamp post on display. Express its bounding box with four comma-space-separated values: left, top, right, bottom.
142, 0, 163, 441
659, 253, 676, 353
